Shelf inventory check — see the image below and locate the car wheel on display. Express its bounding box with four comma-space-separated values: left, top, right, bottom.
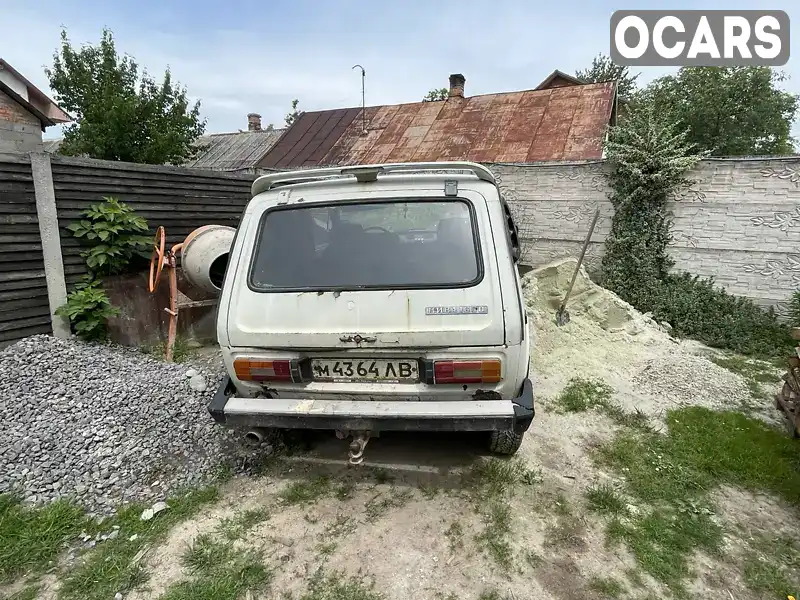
488, 430, 525, 455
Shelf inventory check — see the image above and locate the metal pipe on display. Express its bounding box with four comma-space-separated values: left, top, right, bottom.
244, 428, 268, 446
165, 251, 178, 362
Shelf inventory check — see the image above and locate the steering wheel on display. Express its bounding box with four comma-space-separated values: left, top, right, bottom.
148, 226, 166, 293
363, 226, 390, 234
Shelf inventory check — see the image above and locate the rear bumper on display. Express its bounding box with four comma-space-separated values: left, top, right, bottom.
208, 377, 534, 433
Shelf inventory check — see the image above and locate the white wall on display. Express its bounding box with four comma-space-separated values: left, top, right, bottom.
489, 157, 800, 315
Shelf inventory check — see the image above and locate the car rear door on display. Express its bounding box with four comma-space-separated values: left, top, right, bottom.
226, 186, 506, 350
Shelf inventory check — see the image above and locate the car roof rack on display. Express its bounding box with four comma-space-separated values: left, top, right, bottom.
251, 161, 496, 196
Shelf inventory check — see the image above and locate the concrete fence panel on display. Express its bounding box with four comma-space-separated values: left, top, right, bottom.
490, 156, 800, 314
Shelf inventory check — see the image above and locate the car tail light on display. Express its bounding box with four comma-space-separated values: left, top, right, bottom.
233, 358, 298, 382
433, 359, 501, 384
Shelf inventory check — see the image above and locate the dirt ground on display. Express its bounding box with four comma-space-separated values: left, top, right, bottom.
111, 260, 797, 600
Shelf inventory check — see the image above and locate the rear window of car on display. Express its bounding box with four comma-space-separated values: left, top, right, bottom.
248, 199, 482, 291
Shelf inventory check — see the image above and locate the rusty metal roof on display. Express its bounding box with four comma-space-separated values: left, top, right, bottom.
258, 81, 615, 169
186, 128, 285, 171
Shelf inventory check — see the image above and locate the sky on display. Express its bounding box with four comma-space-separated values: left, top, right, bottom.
1, 0, 798, 139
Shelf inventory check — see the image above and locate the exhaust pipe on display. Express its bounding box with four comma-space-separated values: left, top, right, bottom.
244, 428, 268, 446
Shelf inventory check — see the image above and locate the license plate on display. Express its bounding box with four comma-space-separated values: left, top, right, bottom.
311, 359, 419, 382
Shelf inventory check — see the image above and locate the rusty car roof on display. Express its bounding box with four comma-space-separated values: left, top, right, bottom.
257, 81, 615, 169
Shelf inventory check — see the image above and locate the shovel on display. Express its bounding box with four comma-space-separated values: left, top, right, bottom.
555, 207, 601, 327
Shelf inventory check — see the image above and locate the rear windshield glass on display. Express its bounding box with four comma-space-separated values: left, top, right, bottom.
249, 199, 480, 290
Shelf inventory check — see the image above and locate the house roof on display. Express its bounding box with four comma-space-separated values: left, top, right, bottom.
0, 59, 71, 128
257, 77, 616, 168
534, 69, 586, 90
43, 138, 63, 153
184, 128, 285, 171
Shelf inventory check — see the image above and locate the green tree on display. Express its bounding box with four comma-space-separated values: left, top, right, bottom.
422, 88, 449, 102
285, 99, 301, 126
640, 67, 798, 156
46, 28, 205, 164
576, 54, 639, 99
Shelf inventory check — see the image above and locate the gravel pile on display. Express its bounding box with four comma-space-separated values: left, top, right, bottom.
0, 335, 260, 515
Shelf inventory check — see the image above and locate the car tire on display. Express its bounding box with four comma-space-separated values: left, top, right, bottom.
488, 430, 525, 455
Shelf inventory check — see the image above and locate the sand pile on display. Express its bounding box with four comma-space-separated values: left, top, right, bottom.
523, 259, 756, 419
524, 260, 640, 332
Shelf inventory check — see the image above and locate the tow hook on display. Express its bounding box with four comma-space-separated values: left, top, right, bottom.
347, 432, 371, 466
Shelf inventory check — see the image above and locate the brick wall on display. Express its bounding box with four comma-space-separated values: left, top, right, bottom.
0, 89, 43, 153
489, 157, 800, 315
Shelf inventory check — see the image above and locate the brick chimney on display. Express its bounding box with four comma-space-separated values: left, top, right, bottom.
448, 74, 465, 98
247, 113, 262, 131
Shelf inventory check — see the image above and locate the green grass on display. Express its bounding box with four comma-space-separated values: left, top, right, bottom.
59, 485, 220, 600
371, 469, 394, 484
444, 521, 464, 552
743, 556, 794, 599
5, 585, 40, 600
624, 567, 646, 589
477, 590, 513, 600
741, 535, 800, 599
316, 541, 338, 557
461, 457, 540, 502
364, 489, 413, 522
475, 502, 513, 570
587, 576, 625, 598
602, 404, 654, 433
524, 550, 544, 569
158, 534, 270, 600
460, 457, 539, 571
279, 476, 332, 505
710, 353, 781, 401
418, 482, 441, 499
585, 483, 628, 516
553, 377, 614, 413
594, 406, 800, 593
0, 495, 86, 584
334, 481, 356, 502
218, 507, 271, 540
321, 514, 355, 539
550, 493, 572, 516
296, 571, 384, 600
553, 378, 653, 432
140, 336, 197, 363
544, 515, 585, 551
607, 509, 722, 591
599, 407, 800, 504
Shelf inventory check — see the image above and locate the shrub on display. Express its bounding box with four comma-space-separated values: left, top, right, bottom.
55, 278, 120, 341
788, 290, 800, 327
601, 104, 704, 310
601, 105, 792, 359
651, 273, 793, 358
66, 196, 151, 276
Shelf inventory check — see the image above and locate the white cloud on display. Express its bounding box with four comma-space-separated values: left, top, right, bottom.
2, 1, 797, 141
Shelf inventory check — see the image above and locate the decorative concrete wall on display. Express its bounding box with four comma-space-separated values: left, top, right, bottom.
489, 157, 800, 314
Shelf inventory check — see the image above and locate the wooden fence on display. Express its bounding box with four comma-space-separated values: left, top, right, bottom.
50, 156, 253, 286
0, 154, 51, 346
0, 152, 256, 347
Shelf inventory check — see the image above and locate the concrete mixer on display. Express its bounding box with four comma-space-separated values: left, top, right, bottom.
147, 224, 235, 361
